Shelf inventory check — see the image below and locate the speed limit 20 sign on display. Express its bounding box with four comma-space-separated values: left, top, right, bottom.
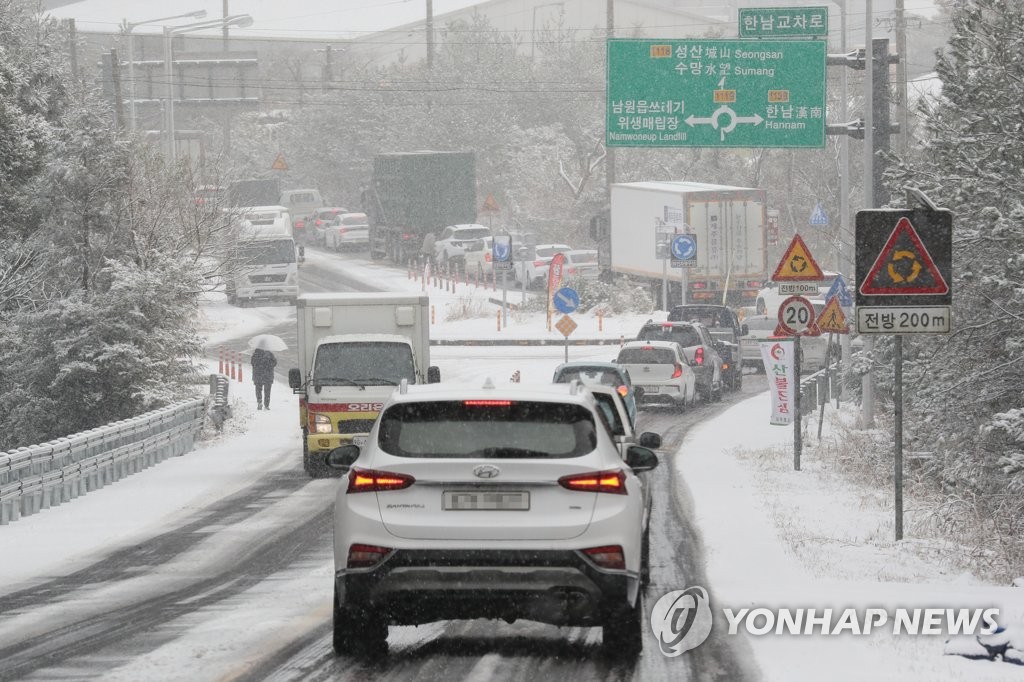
776, 295, 821, 336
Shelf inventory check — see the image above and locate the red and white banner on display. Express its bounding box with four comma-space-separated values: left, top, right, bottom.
759, 340, 796, 425
546, 252, 566, 319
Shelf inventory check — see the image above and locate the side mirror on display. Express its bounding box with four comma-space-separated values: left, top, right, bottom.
326, 444, 360, 471
638, 432, 662, 449
427, 366, 441, 383
625, 445, 659, 472
297, 245, 306, 264
741, 323, 749, 336
288, 368, 302, 389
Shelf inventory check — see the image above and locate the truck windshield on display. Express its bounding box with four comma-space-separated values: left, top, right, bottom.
237, 240, 296, 265
313, 342, 416, 385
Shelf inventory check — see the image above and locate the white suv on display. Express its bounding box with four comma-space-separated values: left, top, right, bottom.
434, 224, 492, 267
616, 340, 697, 411
325, 379, 659, 659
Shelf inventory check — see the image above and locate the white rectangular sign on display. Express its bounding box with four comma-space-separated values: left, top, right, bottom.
760, 339, 796, 425
856, 306, 951, 334
777, 282, 820, 295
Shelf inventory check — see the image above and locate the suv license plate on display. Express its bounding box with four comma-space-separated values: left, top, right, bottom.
351, 435, 367, 446
443, 490, 529, 511
644, 386, 660, 393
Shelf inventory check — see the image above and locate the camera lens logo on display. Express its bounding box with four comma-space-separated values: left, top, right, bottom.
650, 586, 714, 657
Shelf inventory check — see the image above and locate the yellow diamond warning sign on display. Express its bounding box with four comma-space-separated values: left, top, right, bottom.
816, 297, 850, 334
555, 314, 577, 337
772, 233, 825, 282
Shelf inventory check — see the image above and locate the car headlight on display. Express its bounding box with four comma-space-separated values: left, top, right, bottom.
314, 413, 332, 434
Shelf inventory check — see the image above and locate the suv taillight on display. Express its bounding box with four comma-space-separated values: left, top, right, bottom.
672, 363, 683, 379
582, 545, 626, 570
695, 347, 705, 365
347, 543, 392, 569
558, 469, 626, 495
347, 468, 415, 493
533, 260, 545, 267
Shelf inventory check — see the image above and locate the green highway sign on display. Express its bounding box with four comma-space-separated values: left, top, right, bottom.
606, 38, 826, 149
739, 7, 829, 38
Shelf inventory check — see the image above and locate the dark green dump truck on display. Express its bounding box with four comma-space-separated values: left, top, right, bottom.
364, 151, 477, 263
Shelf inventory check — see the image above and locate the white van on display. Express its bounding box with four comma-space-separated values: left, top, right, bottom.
279, 189, 324, 241
224, 224, 299, 306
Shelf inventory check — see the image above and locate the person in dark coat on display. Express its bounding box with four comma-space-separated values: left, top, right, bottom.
251, 348, 277, 410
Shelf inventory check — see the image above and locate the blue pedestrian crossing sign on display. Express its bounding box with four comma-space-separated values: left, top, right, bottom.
809, 202, 829, 226
553, 287, 580, 314
825, 274, 853, 307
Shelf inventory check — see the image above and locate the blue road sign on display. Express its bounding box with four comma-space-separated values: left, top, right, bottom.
826, 274, 853, 307
553, 287, 580, 314
671, 234, 697, 261
492, 235, 512, 262
810, 202, 829, 226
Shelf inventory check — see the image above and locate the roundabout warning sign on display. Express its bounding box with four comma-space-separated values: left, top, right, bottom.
855, 209, 953, 334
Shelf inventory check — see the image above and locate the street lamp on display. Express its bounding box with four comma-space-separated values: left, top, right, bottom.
122, 10, 207, 132
164, 14, 254, 160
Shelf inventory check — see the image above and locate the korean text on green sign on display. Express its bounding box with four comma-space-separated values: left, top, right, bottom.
738, 7, 829, 38
606, 39, 826, 149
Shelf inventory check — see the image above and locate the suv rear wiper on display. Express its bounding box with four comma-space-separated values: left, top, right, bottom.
354, 377, 399, 386
314, 377, 360, 386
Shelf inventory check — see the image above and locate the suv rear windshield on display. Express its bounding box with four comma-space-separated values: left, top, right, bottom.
453, 228, 490, 240
668, 306, 735, 327
378, 401, 596, 459
637, 323, 701, 348
617, 347, 676, 364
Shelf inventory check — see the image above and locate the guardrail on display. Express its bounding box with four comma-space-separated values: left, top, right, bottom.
0, 394, 211, 526
799, 366, 841, 413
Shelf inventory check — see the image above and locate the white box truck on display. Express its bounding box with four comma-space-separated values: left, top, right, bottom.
609, 182, 768, 307
287, 292, 439, 478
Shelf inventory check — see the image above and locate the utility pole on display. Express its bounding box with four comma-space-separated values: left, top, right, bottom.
67, 19, 81, 96
222, 0, 230, 50
894, 0, 909, 152
605, 0, 616, 189
111, 49, 126, 130
426, 0, 434, 71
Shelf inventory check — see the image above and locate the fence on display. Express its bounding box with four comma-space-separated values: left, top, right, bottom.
0, 382, 220, 526
799, 366, 842, 413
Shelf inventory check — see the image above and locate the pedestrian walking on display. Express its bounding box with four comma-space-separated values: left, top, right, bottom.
251, 348, 277, 410
420, 232, 436, 269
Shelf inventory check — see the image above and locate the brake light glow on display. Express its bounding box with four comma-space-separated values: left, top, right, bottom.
617, 385, 628, 397
347, 468, 415, 493
337, 227, 347, 234
671, 363, 683, 379
567, 267, 577, 274
484, 252, 492, 262
691, 281, 708, 289
722, 362, 730, 370
695, 347, 705, 365
401, 232, 415, 240
558, 469, 626, 495
582, 545, 626, 570
347, 543, 392, 569
463, 400, 513, 406
296, 220, 305, 228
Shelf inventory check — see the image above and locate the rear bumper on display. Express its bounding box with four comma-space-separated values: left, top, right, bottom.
237, 284, 298, 300
634, 383, 685, 404
336, 549, 634, 626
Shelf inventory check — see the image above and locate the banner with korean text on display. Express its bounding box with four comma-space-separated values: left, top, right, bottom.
759, 340, 796, 425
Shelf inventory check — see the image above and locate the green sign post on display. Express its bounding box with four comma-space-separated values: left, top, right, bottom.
606, 38, 826, 148
738, 7, 829, 38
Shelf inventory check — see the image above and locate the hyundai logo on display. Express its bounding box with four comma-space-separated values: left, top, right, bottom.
473, 464, 501, 479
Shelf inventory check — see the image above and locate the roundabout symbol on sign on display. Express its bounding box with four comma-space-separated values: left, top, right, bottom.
777, 295, 816, 335
671, 234, 697, 261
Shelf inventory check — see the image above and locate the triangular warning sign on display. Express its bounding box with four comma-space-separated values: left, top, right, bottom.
772, 234, 826, 281
481, 194, 500, 213
816, 297, 850, 334
271, 153, 288, 171
859, 217, 948, 295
